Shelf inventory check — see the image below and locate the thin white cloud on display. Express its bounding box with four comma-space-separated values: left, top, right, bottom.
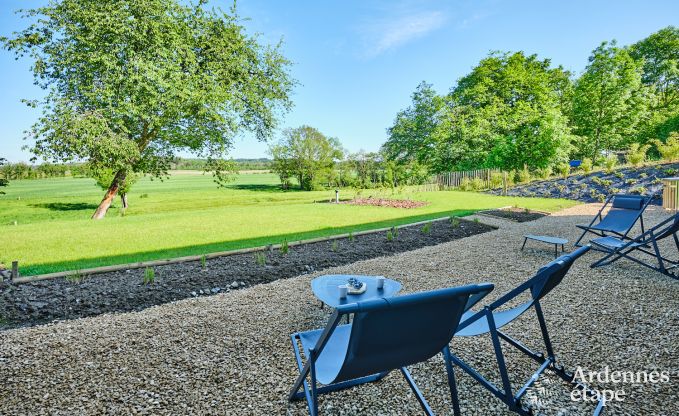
360, 10, 448, 57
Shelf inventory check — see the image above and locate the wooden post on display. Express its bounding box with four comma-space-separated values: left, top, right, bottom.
11, 260, 18, 281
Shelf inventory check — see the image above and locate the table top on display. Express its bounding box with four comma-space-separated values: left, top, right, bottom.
524, 234, 568, 244
311, 274, 401, 308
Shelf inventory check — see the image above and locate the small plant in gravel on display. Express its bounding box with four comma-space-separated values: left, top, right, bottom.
664, 168, 678, 176
254, 252, 266, 266
450, 216, 460, 228
557, 163, 570, 179
600, 179, 612, 187
348, 232, 355, 242
604, 155, 618, 173
652, 178, 663, 185
391, 226, 399, 238
626, 143, 650, 167
639, 172, 648, 179
200, 255, 207, 270
609, 187, 621, 194
625, 178, 637, 186
597, 194, 606, 203
589, 189, 600, 199
386, 230, 394, 241
473, 218, 480, 223
331, 240, 339, 252
66, 270, 84, 284
578, 183, 588, 190
280, 239, 289, 255
614, 171, 624, 179
143, 267, 155, 285
422, 223, 431, 234
555, 184, 566, 193
632, 186, 647, 195
580, 158, 593, 174
591, 176, 602, 185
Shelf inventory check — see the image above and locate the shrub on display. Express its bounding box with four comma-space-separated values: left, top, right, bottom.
489, 171, 504, 188
470, 177, 485, 191
639, 173, 648, 179
625, 178, 637, 186
536, 166, 552, 180
626, 143, 650, 167
331, 240, 338, 252
517, 165, 531, 184
597, 194, 606, 203
632, 186, 647, 195
458, 177, 473, 191
143, 267, 155, 285
604, 155, 618, 173
609, 187, 621, 194
422, 223, 431, 234
580, 158, 593, 174
392, 226, 399, 238
556, 163, 570, 179
66, 270, 84, 284
614, 171, 624, 179
663, 168, 678, 176
280, 239, 289, 255
348, 232, 355, 242
653, 133, 679, 162
386, 230, 393, 241
450, 216, 460, 228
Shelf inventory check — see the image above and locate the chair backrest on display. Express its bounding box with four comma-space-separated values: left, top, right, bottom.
332, 283, 493, 383
611, 194, 645, 211
649, 212, 679, 241
529, 245, 590, 302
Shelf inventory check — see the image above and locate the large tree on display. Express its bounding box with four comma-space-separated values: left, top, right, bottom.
571, 41, 647, 159
383, 82, 444, 168
630, 26, 679, 144
436, 52, 574, 171
269, 126, 343, 191
2, 0, 294, 219
0, 158, 8, 195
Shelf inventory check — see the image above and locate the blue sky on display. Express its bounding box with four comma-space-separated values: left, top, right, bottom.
1, 0, 678, 162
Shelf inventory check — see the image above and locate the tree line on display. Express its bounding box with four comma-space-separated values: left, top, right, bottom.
382, 27, 679, 174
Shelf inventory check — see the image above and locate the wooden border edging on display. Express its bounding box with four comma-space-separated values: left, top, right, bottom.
11, 215, 499, 285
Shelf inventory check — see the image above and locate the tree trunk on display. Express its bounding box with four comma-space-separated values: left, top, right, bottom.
91, 170, 127, 220
121, 193, 129, 209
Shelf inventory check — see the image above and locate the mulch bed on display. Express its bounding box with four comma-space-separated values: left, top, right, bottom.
340, 198, 428, 209
0, 218, 493, 330
480, 207, 547, 222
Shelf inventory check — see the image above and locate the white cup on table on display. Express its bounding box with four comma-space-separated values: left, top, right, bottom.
338, 285, 348, 299
377, 277, 385, 290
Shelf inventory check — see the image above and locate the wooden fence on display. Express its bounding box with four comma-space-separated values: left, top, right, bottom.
421, 168, 505, 192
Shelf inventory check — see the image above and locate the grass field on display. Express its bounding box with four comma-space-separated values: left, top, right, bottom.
0, 172, 578, 276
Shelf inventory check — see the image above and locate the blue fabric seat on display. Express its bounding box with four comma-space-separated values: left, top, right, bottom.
449, 246, 605, 416
591, 212, 679, 279
288, 283, 494, 415
575, 193, 654, 247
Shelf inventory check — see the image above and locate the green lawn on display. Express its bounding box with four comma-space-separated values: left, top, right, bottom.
0, 173, 578, 276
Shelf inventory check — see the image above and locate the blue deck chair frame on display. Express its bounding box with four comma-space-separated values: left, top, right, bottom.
591, 212, 679, 279
449, 246, 605, 415
288, 283, 494, 416
574, 193, 654, 247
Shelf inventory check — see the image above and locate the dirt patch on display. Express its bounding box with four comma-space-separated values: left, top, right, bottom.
480, 207, 548, 222
340, 198, 428, 209
0, 218, 493, 330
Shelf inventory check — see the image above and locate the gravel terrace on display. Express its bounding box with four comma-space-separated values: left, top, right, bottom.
1, 204, 677, 415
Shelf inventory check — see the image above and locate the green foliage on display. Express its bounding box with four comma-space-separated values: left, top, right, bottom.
200, 255, 207, 270
614, 171, 625, 179
331, 240, 339, 252
269, 126, 344, 190
348, 232, 355, 242
653, 132, 679, 162
626, 143, 651, 167
580, 158, 593, 174
571, 41, 647, 159
0, 158, 8, 195
536, 167, 552, 180
254, 252, 266, 266
450, 216, 460, 227
391, 226, 399, 238
143, 267, 155, 285
490, 171, 504, 188
280, 239, 289, 255
604, 155, 619, 173
386, 230, 394, 241
2, 0, 294, 217
65, 270, 84, 284
625, 178, 637, 186
517, 165, 531, 183
422, 222, 431, 234
556, 163, 570, 179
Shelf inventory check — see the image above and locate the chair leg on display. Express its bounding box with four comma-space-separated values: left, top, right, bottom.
310, 352, 318, 416
533, 301, 555, 359
400, 367, 435, 416
485, 309, 514, 404
443, 346, 462, 416
521, 237, 528, 251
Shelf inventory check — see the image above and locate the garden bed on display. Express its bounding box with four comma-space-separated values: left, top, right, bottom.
479, 207, 548, 222
0, 217, 493, 330
340, 197, 428, 209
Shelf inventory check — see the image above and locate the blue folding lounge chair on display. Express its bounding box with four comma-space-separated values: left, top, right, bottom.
574, 193, 653, 247
288, 283, 495, 415
449, 246, 605, 415
591, 212, 679, 279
